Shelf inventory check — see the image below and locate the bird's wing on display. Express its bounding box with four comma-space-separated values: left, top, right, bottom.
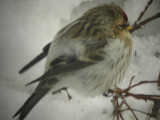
18, 15, 106, 74
25, 54, 104, 86
14, 45, 105, 119
19, 43, 51, 74
13, 54, 103, 120
13, 87, 51, 120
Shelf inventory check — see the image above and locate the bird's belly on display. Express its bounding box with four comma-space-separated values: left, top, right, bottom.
53, 39, 131, 97
54, 54, 130, 97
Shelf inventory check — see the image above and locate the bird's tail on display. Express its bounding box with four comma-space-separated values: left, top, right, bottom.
13, 87, 50, 120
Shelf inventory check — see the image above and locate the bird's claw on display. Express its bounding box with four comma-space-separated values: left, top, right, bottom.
52, 87, 72, 100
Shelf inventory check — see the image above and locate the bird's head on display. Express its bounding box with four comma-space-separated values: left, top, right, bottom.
82, 3, 132, 39
108, 4, 132, 35
100, 3, 132, 45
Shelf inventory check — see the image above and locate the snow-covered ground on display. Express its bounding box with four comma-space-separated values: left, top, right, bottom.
0, 0, 160, 120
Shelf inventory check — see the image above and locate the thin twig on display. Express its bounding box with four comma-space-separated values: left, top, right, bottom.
130, 12, 160, 33
128, 76, 135, 87
124, 81, 158, 92
125, 92, 160, 102
118, 101, 125, 120
109, 78, 160, 120
133, 0, 153, 28
121, 108, 155, 118
119, 113, 124, 120
122, 98, 138, 120
157, 72, 160, 87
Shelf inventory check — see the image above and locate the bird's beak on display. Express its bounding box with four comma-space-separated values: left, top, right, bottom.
126, 25, 132, 30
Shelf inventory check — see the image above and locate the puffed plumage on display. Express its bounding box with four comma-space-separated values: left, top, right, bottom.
13, 3, 132, 120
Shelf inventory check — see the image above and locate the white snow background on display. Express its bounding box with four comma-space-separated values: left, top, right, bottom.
0, 0, 160, 120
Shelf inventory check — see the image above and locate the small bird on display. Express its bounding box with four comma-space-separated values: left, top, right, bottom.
13, 3, 132, 120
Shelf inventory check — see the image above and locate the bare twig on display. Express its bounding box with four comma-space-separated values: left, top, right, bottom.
151, 73, 160, 119
158, 72, 160, 87
124, 80, 158, 92
123, 99, 138, 120
129, 0, 160, 33
112, 96, 125, 120
128, 76, 135, 87
130, 12, 160, 33
125, 92, 160, 102
108, 77, 160, 120
119, 113, 124, 120
132, 0, 153, 28
121, 108, 155, 118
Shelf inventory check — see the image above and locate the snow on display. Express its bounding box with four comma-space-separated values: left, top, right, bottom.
0, 0, 160, 120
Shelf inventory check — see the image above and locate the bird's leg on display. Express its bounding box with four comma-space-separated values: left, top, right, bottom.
103, 89, 114, 97
52, 87, 72, 100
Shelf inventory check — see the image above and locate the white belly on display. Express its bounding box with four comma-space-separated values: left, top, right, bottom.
51, 38, 131, 96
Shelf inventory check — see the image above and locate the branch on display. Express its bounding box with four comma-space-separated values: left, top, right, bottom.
151, 72, 160, 119
132, 0, 153, 28
130, 12, 160, 33
107, 75, 160, 120
122, 98, 138, 120
125, 92, 160, 102
124, 80, 158, 92
121, 108, 155, 118
158, 72, 160, 87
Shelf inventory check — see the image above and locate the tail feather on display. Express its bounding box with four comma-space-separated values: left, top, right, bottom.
19, 43, 51, 74
13, 88, 50, 120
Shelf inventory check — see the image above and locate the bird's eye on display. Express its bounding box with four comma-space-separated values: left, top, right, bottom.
119, 24, 126, 29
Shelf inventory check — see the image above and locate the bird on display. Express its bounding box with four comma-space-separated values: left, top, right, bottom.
13, 3, 132, 120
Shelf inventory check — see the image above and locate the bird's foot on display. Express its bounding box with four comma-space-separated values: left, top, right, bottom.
52, 87, 72, 100
103, 89, 114, 97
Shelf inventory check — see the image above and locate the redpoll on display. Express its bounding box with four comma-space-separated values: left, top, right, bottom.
13, 3, 132, 120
